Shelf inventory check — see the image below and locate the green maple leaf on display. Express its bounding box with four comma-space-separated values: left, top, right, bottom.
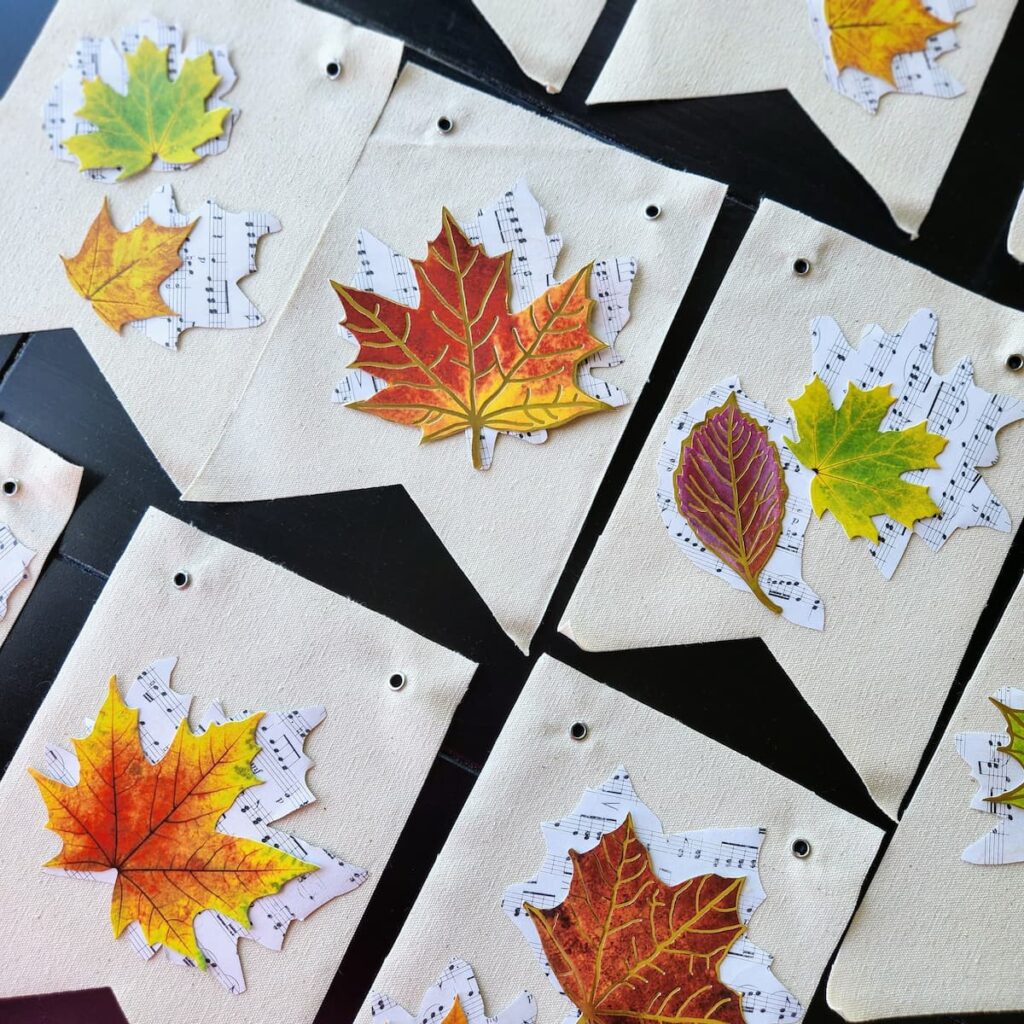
784, 375, 947, 542
65, 36, 230, 181
987, 700, 1024, 808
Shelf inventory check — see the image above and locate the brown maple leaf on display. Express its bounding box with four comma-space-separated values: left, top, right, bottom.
825, 0, 956, 85
331, 209, 612, 469
525, 814, 746, 1024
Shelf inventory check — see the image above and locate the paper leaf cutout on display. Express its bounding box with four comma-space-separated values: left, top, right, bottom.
64, 37, 228, 180
0, 523, 34, 619
503, 768, 803, 1024
331, 180, 635, 470
825, 0, 954, 84
807, 0, 972, 113
659, 380, 823, 630
785, 375, 946, 542
525, 814, 746, 1024
370, 960, 536, 1024
46, 18, 240, 182
809, 310, 1024, 575
126, 186, 281, 349
955, 688, 1024, 864
62, 198, 194, 331
33, 659, 367, 992
674, 391, 789, 615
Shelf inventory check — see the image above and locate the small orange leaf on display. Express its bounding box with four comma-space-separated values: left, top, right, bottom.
28, 676, 315, 965
441, 996, 469, 1024
61, 198, 195, 332
525, 814, 746, 1024
825, 0, 955, 85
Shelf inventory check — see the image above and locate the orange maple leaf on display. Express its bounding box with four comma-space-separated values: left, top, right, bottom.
28, 677, 316, 965
331, 209, 611, 470
61, 198, 195, 332
525, 814, 746, 1024
825, 0, 955, 85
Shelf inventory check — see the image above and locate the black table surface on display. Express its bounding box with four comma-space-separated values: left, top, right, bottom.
2, 1, 1023, 1022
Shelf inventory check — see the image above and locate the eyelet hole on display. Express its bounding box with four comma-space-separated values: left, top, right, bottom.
436, 115, 454, 135
1006, 353, 1024, 372
172, 570, 191, 590
791, 838, 811, 859
644, 203, 662, 221
388, 672, 407, 691
1, 479, 19, 496
324, 59, 342, 80
569, 721, 589, 741
792, 258, 811, 276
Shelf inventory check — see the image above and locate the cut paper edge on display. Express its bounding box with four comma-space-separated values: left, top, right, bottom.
370, 960, 536, 1024
332, 179, 636, 470
659, 377, 823, 629
956, 686, 1024, 864
501, 766, 803, 1024
0, 523, 35, 619
45, 17, 240, 181
38, 658, 367, 993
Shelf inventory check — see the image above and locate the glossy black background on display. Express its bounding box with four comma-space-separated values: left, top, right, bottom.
2, 1, 1023, 1022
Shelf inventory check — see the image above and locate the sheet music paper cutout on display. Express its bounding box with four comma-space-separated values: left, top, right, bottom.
810, 309, 1024, 579
370, 960, 536, 1024
659, 378, 823, 630
806, 0, 974, 113
332, 179, 636, 470
502, 767, 804, 1024
45, 18, 240, 181
39, 658, 367, 993
126, 185, 281, 349
0, 523, 34, 619
956, 687, 1024, 865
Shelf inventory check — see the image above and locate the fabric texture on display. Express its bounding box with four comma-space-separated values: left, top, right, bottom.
828, 572, 1024, 1019
360, 655, 883, 1024
1009, 185, 1024, 261
0, 421, 81, 647
184, 63, 727, 654
471, 0, 606, 92
560, 199, 1024, 819
0, 507, 476, 1024
587, 0, 1016, 236
0, 0, 403, 490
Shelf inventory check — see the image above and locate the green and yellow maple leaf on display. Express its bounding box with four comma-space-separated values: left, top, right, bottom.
65, 36, 230, 181
987, 699, 1024, 809
785, 375, 947, 542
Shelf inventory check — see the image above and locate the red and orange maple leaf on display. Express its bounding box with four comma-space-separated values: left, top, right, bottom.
331, 209, 612, 470
28, 677, 315, 965
525, 814, 746, 1024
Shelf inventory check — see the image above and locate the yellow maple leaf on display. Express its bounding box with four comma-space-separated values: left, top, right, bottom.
825, 0, 955, 85
28, 677, 315, 965
61, 198, 195, 332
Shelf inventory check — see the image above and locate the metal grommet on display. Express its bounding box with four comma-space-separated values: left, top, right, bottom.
1006, 353, 1024, 372
569, 721, 588, 741
172, 570, 191, 590
791, 838, 811, 859
435, 115, 454, 135
644, 203, 662, 221
1, 479, 19, 496
324, 59, 343, 80
792, 257, 812, 276
388, 672, 407, 691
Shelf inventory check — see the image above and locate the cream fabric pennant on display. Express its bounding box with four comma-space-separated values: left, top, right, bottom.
0, 507, 476, 1024
587, 0, 1016, 236
828, 572, 1024, 1019
183, 63, 728, 654
359, 655, 883, 1024
0, 421, 81, 648
561, 199, 1024, 819
0, 0, 402, 489
470, 0, 605, 92
1009, 185, 1024, 261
